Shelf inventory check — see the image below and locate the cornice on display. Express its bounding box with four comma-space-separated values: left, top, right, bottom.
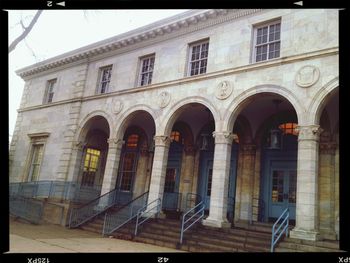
16, 9, 262, 79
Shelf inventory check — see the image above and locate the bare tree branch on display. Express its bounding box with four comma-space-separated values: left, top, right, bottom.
9, 10, 43, 53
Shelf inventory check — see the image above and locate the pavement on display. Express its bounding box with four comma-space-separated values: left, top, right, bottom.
7, 217, 185, 253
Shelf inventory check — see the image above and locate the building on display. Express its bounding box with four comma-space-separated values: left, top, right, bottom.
10, 9, 339, 247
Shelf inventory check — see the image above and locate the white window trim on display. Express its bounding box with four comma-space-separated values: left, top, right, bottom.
187, 39, 210, 77
138, 54, 155, 87
97, 65, 113, 94
252, 19, 281, 63
43, 79, 57, 104
25, 133, 50, 182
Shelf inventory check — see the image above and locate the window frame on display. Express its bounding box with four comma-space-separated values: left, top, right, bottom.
43, 78, 57, 104
25, 133, 50, 182
97, 65, 113, 94
252, 19, 281, 63
138, 54, 155, 87
187, 39, 210, 77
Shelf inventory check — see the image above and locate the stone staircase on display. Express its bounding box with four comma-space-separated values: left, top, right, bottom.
275, 237, 341, 252
79, 216, 342, 253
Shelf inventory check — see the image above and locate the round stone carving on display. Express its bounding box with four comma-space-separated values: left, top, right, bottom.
215, 80, 233, 100
112, 99, 123, 114
158, 91, 171, 108
295, 65, 320, 88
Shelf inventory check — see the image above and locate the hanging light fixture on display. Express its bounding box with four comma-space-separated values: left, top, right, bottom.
267, 99, 283, 150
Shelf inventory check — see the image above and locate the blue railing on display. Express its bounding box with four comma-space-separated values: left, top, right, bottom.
134, 198, 162, 236
9, 181, 101, 203
10, 195, 44, 224
271, 207, 289, 252
103, 191, 149, 235
180, 201, 205, 244
69, 188, 122, 228
184, 193, 202, 212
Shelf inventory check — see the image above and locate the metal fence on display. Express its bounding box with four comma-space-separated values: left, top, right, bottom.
103, 191, 149, 235
9, 195, 44, 224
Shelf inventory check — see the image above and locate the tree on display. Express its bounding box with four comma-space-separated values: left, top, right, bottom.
8, 10, 43, 53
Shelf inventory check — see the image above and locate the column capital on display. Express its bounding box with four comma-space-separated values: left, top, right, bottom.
154, 135, 171, 147
107, 138, 124, 149
212, 131, 237, 145
296, 125, 323, 141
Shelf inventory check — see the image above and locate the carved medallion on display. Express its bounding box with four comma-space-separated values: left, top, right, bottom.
112, 99, 123, 114
295, 65, 320, 88
215, 81, 233, 100
158, 91, 171, 108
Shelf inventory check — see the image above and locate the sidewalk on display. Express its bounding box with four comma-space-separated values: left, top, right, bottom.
8, 218, 185, 253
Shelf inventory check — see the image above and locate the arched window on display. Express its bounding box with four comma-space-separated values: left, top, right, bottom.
278, 122, 298, 136
170, 131, 182, 144
118, 134, 140, 191
81, 148, 101, 187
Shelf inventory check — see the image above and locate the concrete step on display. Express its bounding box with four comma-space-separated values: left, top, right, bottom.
133, 236, 179, 250
277, 241, 341, 252
283, 237, 340, 250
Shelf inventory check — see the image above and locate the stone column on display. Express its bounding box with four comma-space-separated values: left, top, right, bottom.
180, 145, 196, 210
146, 135, 171, 212
100, 138, 124, 195
318, 141, 337, 240
133, 143, 150, 198
203, 131, 235, 228
290, 125, 323, 241
239, 144, 256, 222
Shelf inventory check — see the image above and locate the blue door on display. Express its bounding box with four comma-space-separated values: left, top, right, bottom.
268, 161, 296, 220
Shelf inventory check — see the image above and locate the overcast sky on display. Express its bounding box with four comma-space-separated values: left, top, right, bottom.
8, 9, 188, 143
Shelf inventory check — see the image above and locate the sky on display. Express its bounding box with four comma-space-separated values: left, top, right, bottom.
8, 9, 188, 143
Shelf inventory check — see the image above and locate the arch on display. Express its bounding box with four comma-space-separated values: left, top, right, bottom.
114, 104, 157, 140
223, 85, 304, 132
308, 77, 339, 125
75, 110, 112, 143
161, 96, 219, 136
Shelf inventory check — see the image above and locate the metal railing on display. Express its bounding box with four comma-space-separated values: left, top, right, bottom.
185, 193, 202, 212
180, 201, 205, 244
271, 207, 289, 252
134, 198, 162, 236
9, 181, 102, 203
103, 191, 149, 235
10, 195, 44, 224
69, 188, 122, 228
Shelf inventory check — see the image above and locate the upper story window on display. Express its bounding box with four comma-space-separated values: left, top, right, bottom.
139, 55, 155, 86
279, 122, 298, 136
97, 65, 112, 94
253, 20, 281, 62
43, 79, 56, 104
188, 40, 209, 76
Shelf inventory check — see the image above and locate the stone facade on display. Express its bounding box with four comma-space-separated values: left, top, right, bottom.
10, 9, 339, 240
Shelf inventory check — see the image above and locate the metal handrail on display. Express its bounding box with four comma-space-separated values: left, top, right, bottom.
134, 198, 161, 236
102, 191, 149, 235
180, 201, 205, 244
185, 193, 202, 212
271, 207, 289, 252
69, 188, 121, 228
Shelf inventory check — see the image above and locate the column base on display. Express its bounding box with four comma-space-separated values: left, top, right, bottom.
202, 217, 231, 228
289, 228, 320, 241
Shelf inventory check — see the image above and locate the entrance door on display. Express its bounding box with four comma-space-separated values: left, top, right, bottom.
269, 165, 296, 220
162, 167, 180, 210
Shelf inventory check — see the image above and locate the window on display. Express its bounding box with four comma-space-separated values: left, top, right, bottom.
170, 131, 181, 143
97, 65, 112, 94
81, 148, 101, 187
43, 79, 56, 104
28, 144, 44, 182
188, 40, 209, 76
139, 55, 155, 86
278, 123, 298, 136
254, 20, 281, 62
